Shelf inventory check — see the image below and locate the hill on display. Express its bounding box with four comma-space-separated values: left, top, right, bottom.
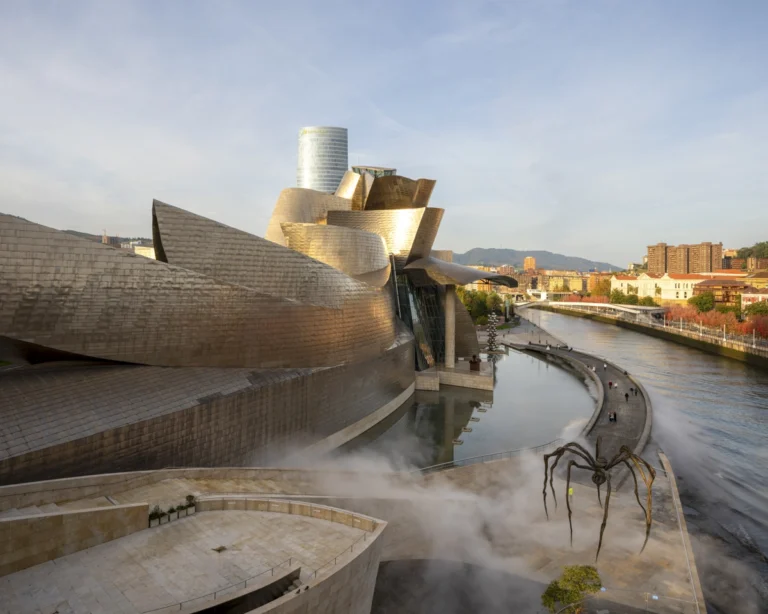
452, 248, 620, 272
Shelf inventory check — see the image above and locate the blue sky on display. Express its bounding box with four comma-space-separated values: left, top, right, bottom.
1, 0, 766, 266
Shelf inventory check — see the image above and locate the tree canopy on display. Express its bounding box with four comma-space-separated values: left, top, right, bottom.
591, 278, 611, 297
541, 565, 602, 613
746, 300, 768, 317
688, 292, 715, 313
736, 241, 768, 259
456, 288, 505, 324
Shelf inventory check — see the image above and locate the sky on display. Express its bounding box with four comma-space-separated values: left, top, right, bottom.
1, 0, 767, 266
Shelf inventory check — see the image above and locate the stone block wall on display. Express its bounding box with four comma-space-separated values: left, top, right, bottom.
0, 503, 147, 578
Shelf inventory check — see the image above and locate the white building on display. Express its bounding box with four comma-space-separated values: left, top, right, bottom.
610, 273, 711, 304
296, 126, 348, 193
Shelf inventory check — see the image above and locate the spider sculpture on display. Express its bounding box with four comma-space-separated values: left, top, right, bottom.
542, 436, 656, 561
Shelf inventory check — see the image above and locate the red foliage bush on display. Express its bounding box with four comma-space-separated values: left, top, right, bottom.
664, 305, 768, 338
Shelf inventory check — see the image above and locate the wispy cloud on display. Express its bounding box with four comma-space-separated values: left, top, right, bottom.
1, 0, 767, 263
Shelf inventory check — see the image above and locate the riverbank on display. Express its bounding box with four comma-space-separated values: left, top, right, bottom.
531, 304, 768, 369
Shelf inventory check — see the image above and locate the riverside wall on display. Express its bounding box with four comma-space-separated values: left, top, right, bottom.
534, 305, 768, 369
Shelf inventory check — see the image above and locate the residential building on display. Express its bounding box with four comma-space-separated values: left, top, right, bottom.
746, 257, 768, 272
610, 275, 638, 294
745, 272, 768, 289
693, 279, 756, 309
722, 257, 746, 270
611, 273, 709, 304
646, 241, 723, 274
740, 288, 768, 308
667, 245, 690, 274
296, 126, 349, 193
523, 256, 536, 271
723, 248, 738, 258
587, 272, 614, 293
689, 242, 723, 273
647, 243, 667, 274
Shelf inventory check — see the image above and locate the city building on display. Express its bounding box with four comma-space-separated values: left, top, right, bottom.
745, 271, 768, 289
692, 279, 757, 309
523, 256, 536, 271
296, 126, 349, 193
587, 272, 613, 293
647, 243, 667, 274
611, 272, 709, 304
746, 257, 768, 271
740, 288, 768, 308
689, 242, 723, 274
0, 169, 514, 486
722, 257, 746, 270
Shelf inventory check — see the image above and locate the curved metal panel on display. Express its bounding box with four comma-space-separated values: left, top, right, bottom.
264, 188, 352, 245
334, 170, 366, 211
404, 256, 519, 287
0, 331, 415, 484
365, 176, 437, 210
154, 200, 360, 308
327, 208, 426, 267
407, 208, 444, 263
280, 223, 391, 287
0, 213, 395, 369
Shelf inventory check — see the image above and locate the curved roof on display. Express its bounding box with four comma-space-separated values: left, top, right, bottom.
280, 223, 391, 287
0, 213, 396, 369
404, 256, 519, 287
364, 175, 437, 210
264, 188, 352, 245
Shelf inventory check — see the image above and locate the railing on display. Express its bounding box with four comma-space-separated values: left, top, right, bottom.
537, 302, 768, 358
143, 527, 372, 613
415, 439, 564, 475
557, 586, 700, 613
143, 557, 295, 613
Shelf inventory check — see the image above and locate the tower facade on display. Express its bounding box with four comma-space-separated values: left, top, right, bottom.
296, 126, 348, 193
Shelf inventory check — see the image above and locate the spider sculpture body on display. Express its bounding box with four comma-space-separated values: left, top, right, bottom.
542, 436, 656, 561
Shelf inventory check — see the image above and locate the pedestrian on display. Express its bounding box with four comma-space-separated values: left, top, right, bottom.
635, 388, 639, 396
614, 411, 619, 423
603, 363, 607, 370
608, 381, 612, 389
568, 486, 574, 501
625, 392, 629, 402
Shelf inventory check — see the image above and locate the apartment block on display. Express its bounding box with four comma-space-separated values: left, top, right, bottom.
646, 242, 723, 274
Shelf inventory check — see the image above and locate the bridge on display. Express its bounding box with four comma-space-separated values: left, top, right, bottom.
523, 300, 665, 325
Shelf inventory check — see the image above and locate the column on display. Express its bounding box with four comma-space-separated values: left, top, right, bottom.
445, 284, 455, 368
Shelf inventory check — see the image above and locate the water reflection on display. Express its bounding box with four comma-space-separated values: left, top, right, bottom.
345, 348, 595, 467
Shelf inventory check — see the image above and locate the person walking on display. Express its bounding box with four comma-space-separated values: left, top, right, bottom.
608, 381, 612, 389
603, 363, 607, 371
625, 392, 629, 402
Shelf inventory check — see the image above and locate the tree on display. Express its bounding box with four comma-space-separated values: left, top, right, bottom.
688, 292, 715, 313
746, 300, 768, 317
610, 289, 627, 304
639, 296, 657, 306
541, 565, 602, 613
624, 293, 639, 305
737, 241, 768, 259
591, 278, 611, 297
485, 292, 503, 316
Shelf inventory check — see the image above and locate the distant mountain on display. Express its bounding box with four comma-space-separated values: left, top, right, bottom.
452, 248, 621, 272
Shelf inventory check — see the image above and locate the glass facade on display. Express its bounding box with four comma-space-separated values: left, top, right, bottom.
395, 274, 446, 370
297, 126, 348, 193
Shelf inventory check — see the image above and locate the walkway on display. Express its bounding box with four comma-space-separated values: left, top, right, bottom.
0, 510, 365, 614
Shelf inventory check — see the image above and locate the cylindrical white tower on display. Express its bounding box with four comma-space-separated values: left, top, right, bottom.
296, 126, 348, 193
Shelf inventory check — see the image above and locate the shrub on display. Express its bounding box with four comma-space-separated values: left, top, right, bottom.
167, 506, 176, 516
186, 494, 197, 508
541, 565, 602, 613
175, 504, 186, 512
476, 315, 488, 326
149, 505, 162, 521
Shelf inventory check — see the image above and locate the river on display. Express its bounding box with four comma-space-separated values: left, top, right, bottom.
529, 310, 768, 613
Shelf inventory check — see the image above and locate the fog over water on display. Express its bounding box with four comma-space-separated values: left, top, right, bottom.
531, 310, 768, 613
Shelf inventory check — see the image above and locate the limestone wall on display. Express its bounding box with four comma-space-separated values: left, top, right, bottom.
0, 503, 147, 577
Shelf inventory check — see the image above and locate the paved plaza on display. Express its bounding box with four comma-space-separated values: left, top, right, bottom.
0, 510, 366, 614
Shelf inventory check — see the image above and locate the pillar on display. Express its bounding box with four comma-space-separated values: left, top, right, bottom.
445, 284, 456, 368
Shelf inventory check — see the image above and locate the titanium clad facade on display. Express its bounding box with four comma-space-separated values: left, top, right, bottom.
0, 332, 415, 485
0, 213, 395, 368
265, 188, 352, 246
296, 126, 349, 193
280, 223, 391, 287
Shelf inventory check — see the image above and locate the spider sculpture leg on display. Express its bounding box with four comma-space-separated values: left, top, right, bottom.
543, 444, 596, 519
565, 460, 593, 547
625, 454, 657, 553
595, 472, 612, 561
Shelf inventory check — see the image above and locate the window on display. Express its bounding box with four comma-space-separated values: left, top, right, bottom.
684, 292, 688, 298
676, 292, 679, 298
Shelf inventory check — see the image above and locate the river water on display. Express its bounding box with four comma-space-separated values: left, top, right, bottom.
343, 348, 596, 468
531, 310, 768, 613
